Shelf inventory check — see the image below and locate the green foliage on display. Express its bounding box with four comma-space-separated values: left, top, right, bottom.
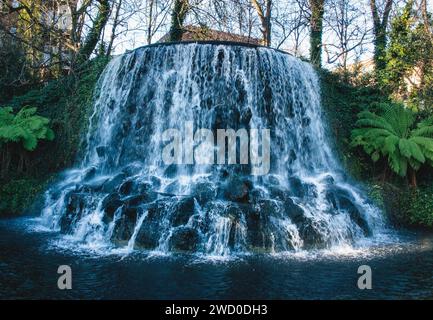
0, 56, 109, 181
380, 183, 433, 228
322, 73, 433, 229
0, 56, 108, 216
320, 70, 388, 181
380, 0, 433, 109
351, 102, 433, 177
0, 107, 54, 151
406, 186, 433, 227
0, 178, 51, 216
367, 183, 386, 211
0, 32, 29, 103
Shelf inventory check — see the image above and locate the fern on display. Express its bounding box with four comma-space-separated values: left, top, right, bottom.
351, 102, 433, 183
0, 106, 55, 151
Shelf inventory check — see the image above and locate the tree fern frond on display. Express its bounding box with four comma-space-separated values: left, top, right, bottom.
383, 135, 399, 154
0, 106, 54, 151
411, 125, 433, 138
407, 139, 426, 163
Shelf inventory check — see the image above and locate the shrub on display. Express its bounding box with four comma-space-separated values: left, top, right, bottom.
351, 102, 433, 186
0, 106, 54, 151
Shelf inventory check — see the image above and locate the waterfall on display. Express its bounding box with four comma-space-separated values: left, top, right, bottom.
40, 42, 388, 255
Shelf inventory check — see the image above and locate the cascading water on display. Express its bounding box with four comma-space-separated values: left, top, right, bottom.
41, 42, 388, 255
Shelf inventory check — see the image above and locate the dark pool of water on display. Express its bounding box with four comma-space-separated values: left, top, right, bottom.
0, 217, 432, 299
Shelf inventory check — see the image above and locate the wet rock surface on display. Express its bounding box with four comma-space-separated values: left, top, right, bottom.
169, 226, 200, 252
56, 167, 376, 253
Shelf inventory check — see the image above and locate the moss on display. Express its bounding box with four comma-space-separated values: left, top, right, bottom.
319, 70, 386, 182
0, 56, 109, 216
0, 177, 52, 216
367, 183, 386, 212
2, 56, 109, 179
406, 186, 433, 227
320, 70, 433, 230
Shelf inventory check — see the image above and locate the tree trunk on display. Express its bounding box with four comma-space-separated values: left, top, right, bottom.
1, 144, 11, 179
17, 150, 24, 174
421, 0, 432, 40
251, 0, 272, 46
169, 0, 190, 42
264, 0, 272, 46
147, 0, 155, 45
107, 0, 123, 56
309, 0, 325, 67
370, 0, 393, 73
410, 168, 417, 188
76, 0, 111, 65
382, 164, 389, 184
373, 25, 387, 72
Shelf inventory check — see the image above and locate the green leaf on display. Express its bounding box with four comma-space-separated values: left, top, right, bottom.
0, 106, 54, 152
399, 138, 412, 158
371, 150, 380, 162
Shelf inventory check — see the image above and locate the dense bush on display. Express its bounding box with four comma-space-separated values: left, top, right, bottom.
0, 56, 109, 216
320, 70, 388, 181
321, 71, 433, 229
0, 107, 54, 151
0, 178, 51, 216
0, 32, 30, 103
351, 102, 433, 186
406, 186, 433, 227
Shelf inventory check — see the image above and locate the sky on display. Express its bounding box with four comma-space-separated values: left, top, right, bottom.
101, 0, 433, 69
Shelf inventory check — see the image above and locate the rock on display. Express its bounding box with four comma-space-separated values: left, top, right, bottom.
134, 197, 190, 249
121, 163, 142, 176
267, 187, 303, 219
76, 178, 107, 193
287, 177, 317, 198
60, 192, 86, 233
284, 197, 305, 224
101, 173, 127, 193
134, 201, 173, 248
96, 146, 107, 158
288, 150, 297, 164
119, 179, 134, 195
321, 174, 335, 185
134, 222, 160, 249
110, 207, 139, 245
169, 227, 199, 252
223, 203, 243, 221
254, 199, 283, 218
218, 168, 230, 179
249, 188, 267, 202
171, 197, 195, 226
240, 107, 252, 125
150, 176, 161, 188
288, 176, 305, 197
124, 192, 156, 207
101, 192, 123, 220
192, 182, 217, 206
163, 164, 178, 178
223, 176, 250, 203
326, 186, 371, 236
301, 116, 311, 127
82, 166, 97, 181
136, 182, 154, 194
267, 186, 287, 201
164, 180, 181, 194
188, 214, 207, 232
298, 220, 325, 249
268, 175, 280, 186
243, 203, 274, 250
